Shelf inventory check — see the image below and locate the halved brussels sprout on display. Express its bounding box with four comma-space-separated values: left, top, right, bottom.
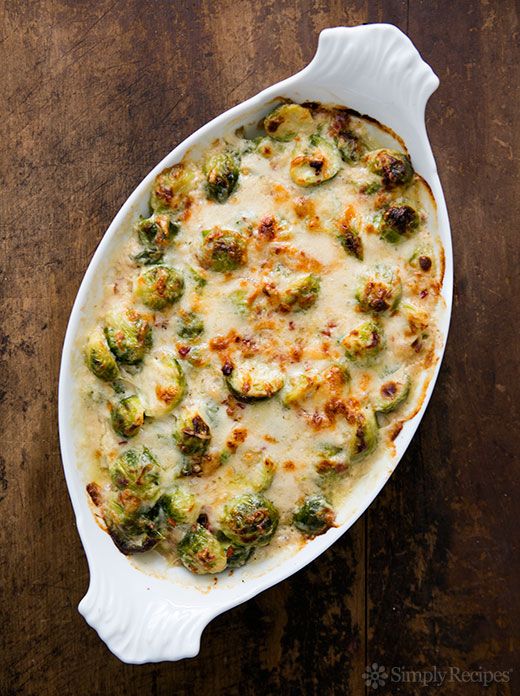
249, 456, 276, 492
356, 265, 402, 314
290, 135, 342, 187
178, 524, 228, 574
150, 163, 196, 213
293, 494, 336, 536
264, 103, 314, 141
104, 308, 152, 364
136, 213, 179, 250
151, 487, 198, 525
220, 493, 279, 547
85, 327, 119, 381
110, 395, 145, 438
277, 274, 320, 312
198, 228, 247, 272
177, 311, 204, 339
134, 265, 184, 310
109, 446, 159, 497
174, 411, 211, 457
226, 359, 285, 402
377, 205, 420, 244
103, 496, 158, 555
374, 371, 411, 413
342, 320, 385, 363
338, 223, 363, 260
364, 148, 414, 188
281, 371, 317, 406
142, 351, 185, 418
349, 405, 379, 461
204, 151, 240, 203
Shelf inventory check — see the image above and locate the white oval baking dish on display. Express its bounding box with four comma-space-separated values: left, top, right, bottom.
59, 23, 452, 663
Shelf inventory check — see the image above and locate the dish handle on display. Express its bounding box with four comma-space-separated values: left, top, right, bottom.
301, 24, 439, 145
78, 561, 213, 663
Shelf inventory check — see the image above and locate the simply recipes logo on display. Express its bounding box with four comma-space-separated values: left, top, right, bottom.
362, 663, 513, 689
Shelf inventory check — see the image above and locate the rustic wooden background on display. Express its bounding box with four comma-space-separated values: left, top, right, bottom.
1, 1, 518, 694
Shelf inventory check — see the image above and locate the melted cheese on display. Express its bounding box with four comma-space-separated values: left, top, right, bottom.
74, 104, 443, 574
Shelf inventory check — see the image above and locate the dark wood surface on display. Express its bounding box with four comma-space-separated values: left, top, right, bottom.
1, 1, 518, 694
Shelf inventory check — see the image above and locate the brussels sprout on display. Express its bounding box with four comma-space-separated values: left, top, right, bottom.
290, 135, 342, 187
136, 213, 179, 249
220, 493, 279, 547
103, 497, 159, 555
150, 488, 198, 525
249, 457, 276, 492
151, 163, 196, 213
198, 228, 247, 272
356, 265, 402, 314
277, 274, 320, 312
104, 308, 152, 364
263, 103, 314, 141
110, 395, 145, 438
85, 327, 119, 381
374, 372, 411, 413
338, 223, 363, 260
226, 359, 285, 402
364, 148, 414, 188
223, 542, 253, 569
177, 311, 204, 338
109, 446, 159, 497
142, 351, 185, 417
293, 494, 336, 536
281, 372, 317, 406
178, 524, 228, 574
402, 302, 430, 333
174, 411, 211, 457
204, 151, 240, 203
342, 320, 385, 363
134, 265, 184, 310
377, 205, 420, 244
328, 109, 366, 163
349, 405, 379, 461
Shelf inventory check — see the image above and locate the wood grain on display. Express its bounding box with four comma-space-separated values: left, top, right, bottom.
0, 1, 518, 694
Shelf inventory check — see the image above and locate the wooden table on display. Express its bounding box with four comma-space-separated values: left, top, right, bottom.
1, 2, 518, 694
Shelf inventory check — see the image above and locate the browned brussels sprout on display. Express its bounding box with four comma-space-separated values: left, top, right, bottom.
348, 405, 379, 461
104, 308, 152, 364
198, 227, 247, 272
277, 274, 321, 312
290, 135, 342, 187
102, 494, 159, 555
374, 371, 411, 413
178, 524, 228, 574
338, 223, 363, 260
355, 265, 402, 314
226, 359, 285, 402
264, 103, 314, 141
204, 151, 240, 203
293, 494, 336, 536
150, 488, 198, 525
174, 411, 211, 458
177, 311, 204, 339
377, 205, 420, 244
220, 493, 279, 547
134, 265, 184, 310
110, 395, 145, 439
150, 163, 196, 213
342, 320, 385, 364
85, 328, 119, 381
109, 446, 159, 498
364, 148, 414, 188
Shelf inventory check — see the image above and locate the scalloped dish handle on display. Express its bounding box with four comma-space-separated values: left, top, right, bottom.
300, 25, 439, 170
